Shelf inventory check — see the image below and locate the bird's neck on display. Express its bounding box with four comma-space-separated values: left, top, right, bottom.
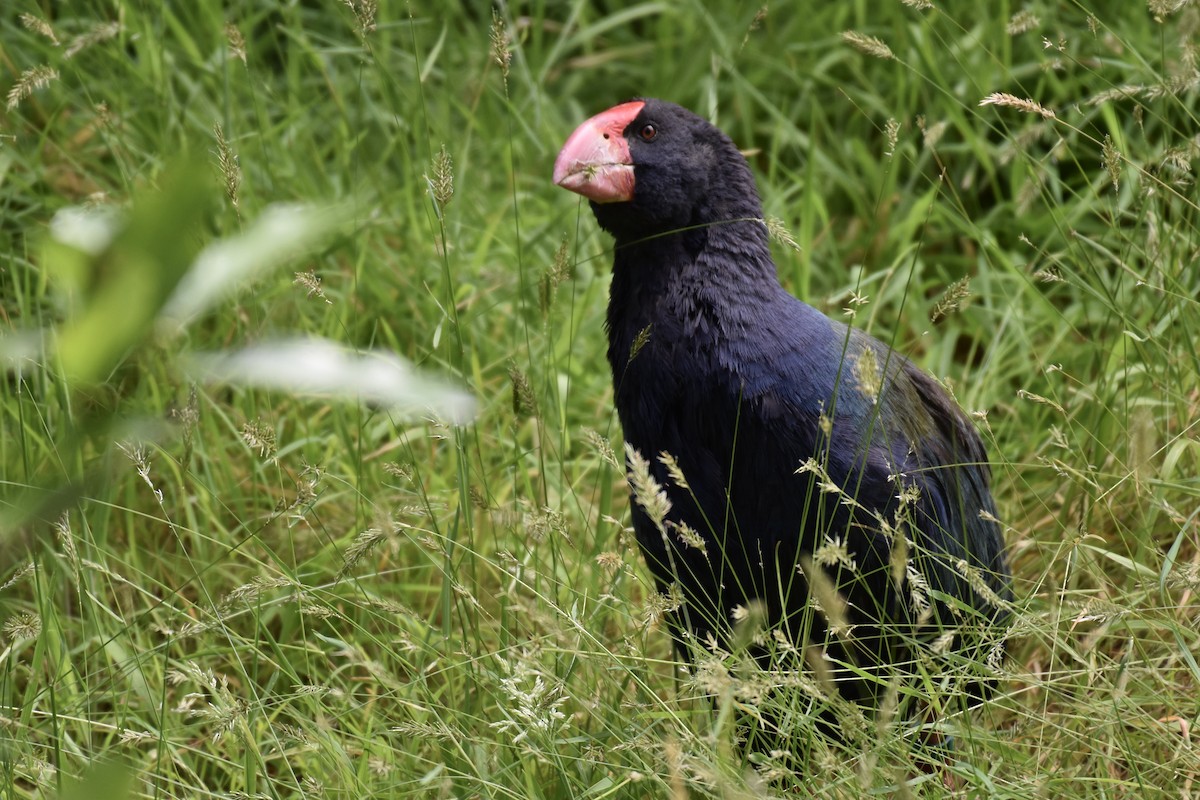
605, 220, 781, 374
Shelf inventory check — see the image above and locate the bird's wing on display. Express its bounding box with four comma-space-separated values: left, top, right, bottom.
742, 322, 1010, 623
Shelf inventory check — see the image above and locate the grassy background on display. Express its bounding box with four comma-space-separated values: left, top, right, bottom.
2, 1, 1199, 797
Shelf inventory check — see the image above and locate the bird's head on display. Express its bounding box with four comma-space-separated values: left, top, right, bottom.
553, 98, 762, 241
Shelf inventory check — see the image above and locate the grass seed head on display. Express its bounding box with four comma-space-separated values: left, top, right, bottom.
841, 30, 896, 60
224, 22, 247, 64
539, 234, 571, 315
508, 363, 538, 419
671, 521, 708, 555
342, 0, 377, 38
581, 427, 620, 468
241, 419, 277, 458
213, 123, 241, 211
3, 612, 41, 642
6, 65, 58, 112
658, 451, 690, 490
629, 324, 652, 363
1102, 134, 1122, 192
20, 13, 59, 44
1007, 10, 1041, 35
65, 21, 120, 59
294, 269, 332, 303
853, 345, 881, 405
626, 444, 672, 532
979, 92, 1057, 118
814, 535, 858, 573
428, 144, 454, 211
339, 527, 389, 579
884, 117, 900, 157
930, 275, 972, 323
765, 215, 802, 252
490, 10, 512, 78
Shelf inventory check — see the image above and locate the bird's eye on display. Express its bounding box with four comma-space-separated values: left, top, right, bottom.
639, 124, 657, 142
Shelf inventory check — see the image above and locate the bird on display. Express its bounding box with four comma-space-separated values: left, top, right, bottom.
553, 99, 1013, 760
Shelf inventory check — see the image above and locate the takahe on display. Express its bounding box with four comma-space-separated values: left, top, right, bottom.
553, 98, 1012, 756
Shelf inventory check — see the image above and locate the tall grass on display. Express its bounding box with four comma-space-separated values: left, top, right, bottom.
2, 2, 1198, 797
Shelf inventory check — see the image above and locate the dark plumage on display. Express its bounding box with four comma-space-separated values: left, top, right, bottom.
554, 99, 1012, 755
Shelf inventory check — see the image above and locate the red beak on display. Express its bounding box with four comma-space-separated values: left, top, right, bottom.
553, 101, 645, 203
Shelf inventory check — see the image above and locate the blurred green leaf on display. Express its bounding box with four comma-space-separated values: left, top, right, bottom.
160, 203, 347, 329
186, 337, 476, 424
49, 160, 212, 384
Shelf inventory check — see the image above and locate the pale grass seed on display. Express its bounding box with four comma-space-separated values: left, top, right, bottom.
595, 551, 624, 574
171, 385, 200, 455
1017, 170, 1047, 213
979, 92, 1057, 119
219, 576, 293, 610
853, 345, 881, 405
1088, 84, 1146, 105
642, 582, 684, 627
299, 603, 338, 619
340, 527, 389, 579
3, 612, 41, 641
888, 530, 910, 587
6, 65, 58, 112
765, 215, 802, 252
64, 21, 120, 59
539, 233, 572, 315
955, 558, 1011, 610
20, 13, 59, 44
690, 657, 733, 696
119, 730, 155, 745
629, 324, 652, 362
489, 654, 568, 745
906, 563, 932, 617
294, 269, 332, 303
119, 442, 164, 504
1148, 0, 1189, 23
342, 0, 377, 37
581, 427, 620, 468
931, 629, 956, 654
841, 30, 896, 60
527, 506, 567, 542
884, 117, 900, 157
490, 10, 511, 78
383, 461, 414, 481
1161, 144, 1197, 175
672, 521, 708, 555
800, 556, 853, 639
0, 562, 35, 592
740, 5, 769, 51
1007, 9, 1041, 35
930, 275, 972, 323
428, 144, 454, 210
241, 419, 276, 457
1102, 134, 1122, 192
813, 535, 858, 573
224, 22, 247, 64
213, 123, 241, 211
1070, 597, 1128, 625
843, 290, 869, 319
658, 451, 690, 490
1016, 388, 1066, 414
628, 443, 676, 532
